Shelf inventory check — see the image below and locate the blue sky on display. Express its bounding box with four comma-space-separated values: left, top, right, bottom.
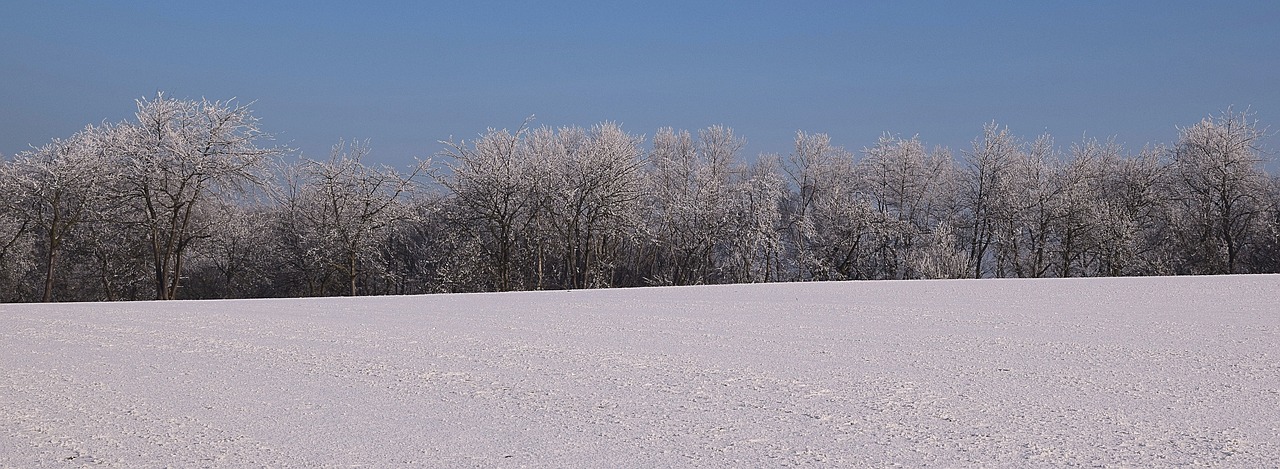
2, 1, 1277, 166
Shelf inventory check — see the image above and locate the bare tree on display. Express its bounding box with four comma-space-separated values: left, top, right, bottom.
437, 121, 546, 291
996, 134, 1061, 278
3, 125, 117, 301
116, 93, 280, 299
1049, 137, 1115, 277
642, 126, 742, 285
1246, 176, 1280, 272
537, 123, 645, 289
910, 221, 970, 279
185, 201, 276, 298
4, 102, 1279, 302
959, 123, 1021, 278
0, 155, 37, 300
723, 154, 787, 283
857, 134, 957, 279
1169, 109, 1269, 274
784, 131, 882, 280
288, 141, 422, 296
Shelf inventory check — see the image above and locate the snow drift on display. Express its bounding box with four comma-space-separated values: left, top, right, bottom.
2, 275, 1278, 467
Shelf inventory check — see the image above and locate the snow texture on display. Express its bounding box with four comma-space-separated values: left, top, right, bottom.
2, 275, 1278, 467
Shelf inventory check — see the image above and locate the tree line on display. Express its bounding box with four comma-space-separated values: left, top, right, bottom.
1, 94, 1277, 302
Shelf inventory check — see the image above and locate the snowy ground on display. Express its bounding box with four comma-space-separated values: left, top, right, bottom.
2, 275, 1278, 467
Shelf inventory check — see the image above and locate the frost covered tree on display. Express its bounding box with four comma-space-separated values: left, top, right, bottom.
722, 154, 787, 283
3, 102, 1278, 302
374, 193, 450, 295
910, 222, 970, 279
184, 201, 276, 298
992, 134, 1063, 278
437, 122, 547, 291
2, 125, 119, 301
959, 123, 1022, 278
266, 163, 332, 296
641, 126, 742, 285
0, 155, 37, 301
116, 93, 281, 299
1115, 151, 1169, 274
280, 141, 422, 296
857, 134, 958, 279
1045, 138, 1098, 276
1168, 109, 1269, 274
1046, 137, 1118, 277
783, 131, 881, 280
1246, 176, 1280, 272
534, 123, 645, 289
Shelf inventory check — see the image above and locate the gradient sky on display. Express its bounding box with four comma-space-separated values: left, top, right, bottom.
2, 1, 1277, 167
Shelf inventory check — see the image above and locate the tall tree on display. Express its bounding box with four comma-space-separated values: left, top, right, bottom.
996, 134, 1060, 278
3, 125, 116, 301
537, 123, 645, 289
290, 141, 422, 296
1089, 145, 1170, 276
857, 134, 956, 279
959, 123, 1021, 277
1169, 109, 1268, 274
723, 154, 787, 283
437, 122, 546, 291
117, 93, 280, 299
643, 126, 742, 285
0, 155, 36, 301
784, 131, 881, 280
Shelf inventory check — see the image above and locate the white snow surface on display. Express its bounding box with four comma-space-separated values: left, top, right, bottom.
2, 275, 1279, 467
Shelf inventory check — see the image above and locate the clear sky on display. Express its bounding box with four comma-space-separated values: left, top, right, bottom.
2, 1, 1277, 166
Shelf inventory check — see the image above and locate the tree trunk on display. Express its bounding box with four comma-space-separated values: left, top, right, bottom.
42, 238, 58, 302
349, 252, 358, 296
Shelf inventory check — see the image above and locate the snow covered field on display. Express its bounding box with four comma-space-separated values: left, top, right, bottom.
2, 275, 1278, 467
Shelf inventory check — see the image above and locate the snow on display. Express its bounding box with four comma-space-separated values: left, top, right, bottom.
2, 275, 1278, 467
